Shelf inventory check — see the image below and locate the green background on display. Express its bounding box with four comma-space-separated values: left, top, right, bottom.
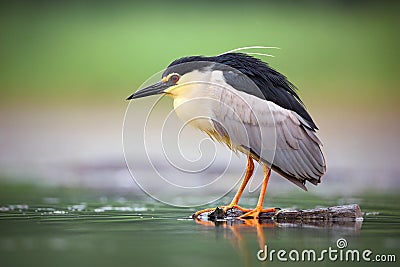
1, 1, 399, 106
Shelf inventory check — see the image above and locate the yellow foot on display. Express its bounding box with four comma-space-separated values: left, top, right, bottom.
239, 207, 276, 219
193, 204, 252, 218
221, 204, 252, 213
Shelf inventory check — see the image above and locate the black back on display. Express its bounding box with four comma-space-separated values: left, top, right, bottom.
165, 53, 318, 130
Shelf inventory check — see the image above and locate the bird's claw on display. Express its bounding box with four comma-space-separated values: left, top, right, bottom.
193, 206, 280, 220
239, 207, 277, 219
192, 204, 252, 219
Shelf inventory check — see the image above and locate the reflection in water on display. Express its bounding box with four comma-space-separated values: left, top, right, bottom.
194, 217, 363, 266
195, 218, 272, 266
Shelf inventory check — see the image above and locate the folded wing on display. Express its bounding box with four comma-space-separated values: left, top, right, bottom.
213, 90, 326, 190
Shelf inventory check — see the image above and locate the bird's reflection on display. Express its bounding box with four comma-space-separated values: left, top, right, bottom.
194, 217, 274, 266
194, 217, 276, 248
194, 217, 362, 266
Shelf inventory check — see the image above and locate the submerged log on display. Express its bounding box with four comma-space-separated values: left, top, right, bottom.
194, 204, 363, 223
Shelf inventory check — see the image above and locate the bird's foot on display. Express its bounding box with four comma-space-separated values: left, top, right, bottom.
239, 207, 277, 219
192, 204, 251, 218
221, 204, 252, 213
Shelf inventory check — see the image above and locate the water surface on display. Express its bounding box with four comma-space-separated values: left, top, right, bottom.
0, 184, 398, 267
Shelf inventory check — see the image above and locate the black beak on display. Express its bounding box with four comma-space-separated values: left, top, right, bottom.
126, 81, 168, 100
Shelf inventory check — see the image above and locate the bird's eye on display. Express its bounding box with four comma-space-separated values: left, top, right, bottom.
170, 74, 180, 83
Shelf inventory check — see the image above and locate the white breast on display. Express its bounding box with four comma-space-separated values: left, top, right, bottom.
171, 70, 227, 132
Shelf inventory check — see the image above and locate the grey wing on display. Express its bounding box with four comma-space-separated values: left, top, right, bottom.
271, 109, 326, 190
213, 91, 326, 190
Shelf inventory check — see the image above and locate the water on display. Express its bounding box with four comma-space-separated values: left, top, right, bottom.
0, 184, 398, 267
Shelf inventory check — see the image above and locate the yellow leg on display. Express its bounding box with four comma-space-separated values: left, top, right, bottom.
223, 156, 254, 211
239, 165, 276, 219
193, 156, 254, 218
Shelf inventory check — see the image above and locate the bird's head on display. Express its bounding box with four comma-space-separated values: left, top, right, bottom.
126, 57, 214, 101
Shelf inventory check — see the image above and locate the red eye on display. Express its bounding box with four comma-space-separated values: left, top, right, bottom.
170, 74, 180, 83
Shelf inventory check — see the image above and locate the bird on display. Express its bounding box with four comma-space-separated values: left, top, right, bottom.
126, 52, 326, 219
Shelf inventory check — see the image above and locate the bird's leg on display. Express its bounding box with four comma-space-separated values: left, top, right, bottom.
239, 165, 276, 219
193, 156, 254, 218
221, 156, 254, 212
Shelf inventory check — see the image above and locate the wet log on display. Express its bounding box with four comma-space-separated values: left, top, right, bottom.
194, 204, 363, 223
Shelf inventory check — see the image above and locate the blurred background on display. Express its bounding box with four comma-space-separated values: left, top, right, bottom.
0, 0, 399, 196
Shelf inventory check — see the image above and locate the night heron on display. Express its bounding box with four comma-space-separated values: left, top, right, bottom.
127, 53, 326, 219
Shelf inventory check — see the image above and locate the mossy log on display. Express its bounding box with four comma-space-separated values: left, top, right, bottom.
194, 204, 362, 223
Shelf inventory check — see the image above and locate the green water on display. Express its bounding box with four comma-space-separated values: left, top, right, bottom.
0, 184, 398, 267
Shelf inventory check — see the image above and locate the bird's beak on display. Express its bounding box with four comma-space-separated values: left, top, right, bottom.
126, 81, 168, 100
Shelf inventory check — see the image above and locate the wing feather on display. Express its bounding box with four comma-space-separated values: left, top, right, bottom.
212, 90, 326, 190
